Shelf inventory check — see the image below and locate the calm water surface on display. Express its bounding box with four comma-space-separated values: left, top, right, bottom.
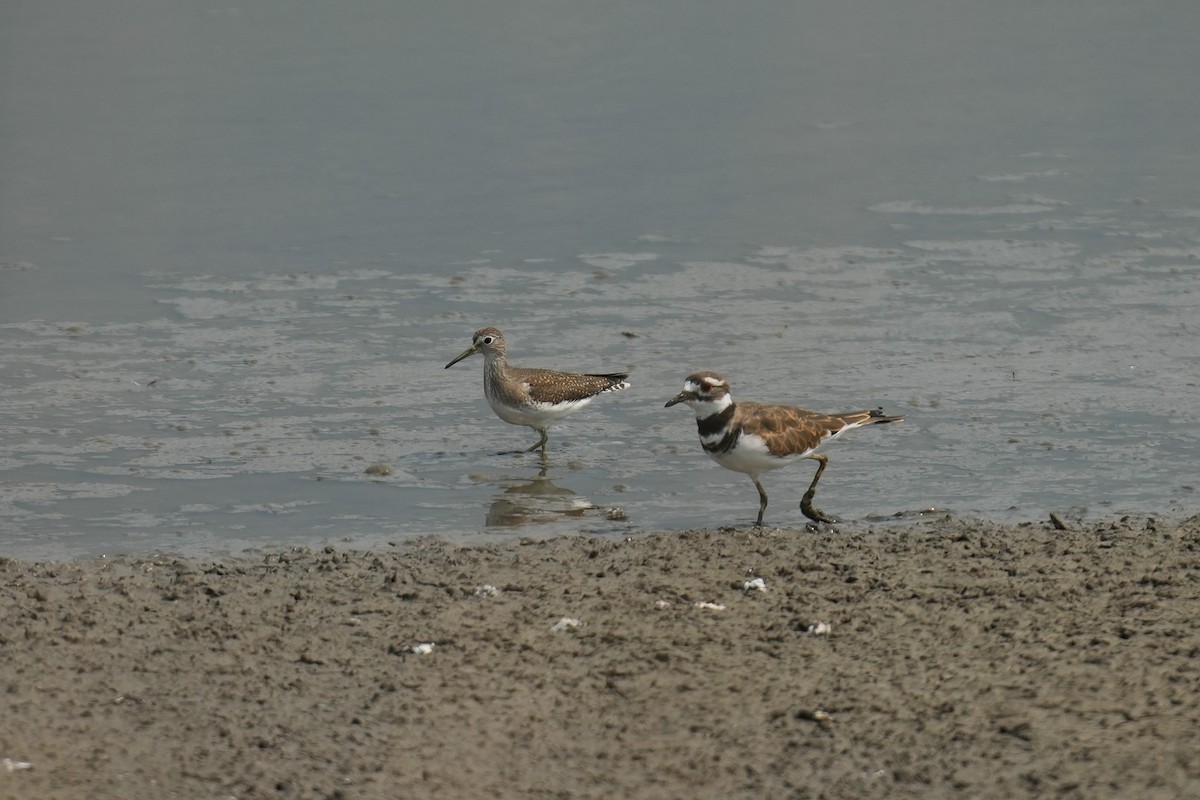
2, 2, 1197, 558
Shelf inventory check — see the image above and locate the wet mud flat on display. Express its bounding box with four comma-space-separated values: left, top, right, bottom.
2, 515, 1199, 799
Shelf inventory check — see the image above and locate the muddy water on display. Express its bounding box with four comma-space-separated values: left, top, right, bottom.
3, 211, 1197, 558
2, 2, 1198, 557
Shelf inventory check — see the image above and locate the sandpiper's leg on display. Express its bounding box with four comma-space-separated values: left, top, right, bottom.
522, 429, 549, 454
800, 454, 838, 524
752, 477, 769, 526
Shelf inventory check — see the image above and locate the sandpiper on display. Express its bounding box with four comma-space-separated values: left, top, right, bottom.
665, 371, 902, 526
445, 327, 630, 455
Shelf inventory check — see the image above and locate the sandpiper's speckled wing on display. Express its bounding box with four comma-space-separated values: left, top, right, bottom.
735, 402, 904, 458
512, 367, 631, 406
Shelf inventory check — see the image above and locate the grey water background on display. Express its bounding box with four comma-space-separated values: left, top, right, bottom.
2, 1, 1198, 559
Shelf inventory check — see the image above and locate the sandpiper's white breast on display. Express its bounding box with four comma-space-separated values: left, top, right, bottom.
487, 395, 595, 427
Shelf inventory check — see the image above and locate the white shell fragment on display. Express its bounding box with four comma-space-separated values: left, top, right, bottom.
693, 601, 726, 611
551, 617, 583, 631
3, 759, 33, 772
473, 584, 500, 597
742, 578, 767, 592
411, 642, 436, 655
805, 622, 832, 635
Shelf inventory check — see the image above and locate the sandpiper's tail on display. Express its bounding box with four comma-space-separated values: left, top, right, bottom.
586, 372, 631, 394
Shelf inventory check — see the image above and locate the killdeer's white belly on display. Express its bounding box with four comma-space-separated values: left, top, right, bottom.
703, 431, 805, 476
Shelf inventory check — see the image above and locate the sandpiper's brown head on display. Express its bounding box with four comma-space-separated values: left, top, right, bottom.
445, 326, 507, 369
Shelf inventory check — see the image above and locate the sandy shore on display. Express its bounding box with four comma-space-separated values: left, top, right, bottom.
3, 515, 1199, 799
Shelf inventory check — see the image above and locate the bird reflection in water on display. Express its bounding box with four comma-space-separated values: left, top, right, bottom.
485, 466, 597, 528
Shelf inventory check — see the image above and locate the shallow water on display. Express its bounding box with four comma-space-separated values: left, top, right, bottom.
3, 223, 1196, 558
2, 2, 1198, 557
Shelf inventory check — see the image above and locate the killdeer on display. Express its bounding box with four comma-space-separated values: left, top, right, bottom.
665, 371, 902, 526
445, 327, 630, 455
